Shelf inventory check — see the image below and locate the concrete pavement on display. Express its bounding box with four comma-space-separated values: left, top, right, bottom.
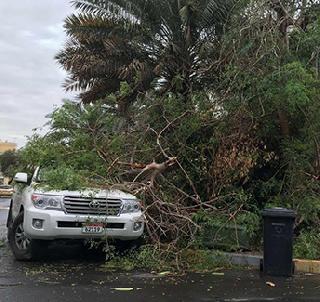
0, 197, 320, 301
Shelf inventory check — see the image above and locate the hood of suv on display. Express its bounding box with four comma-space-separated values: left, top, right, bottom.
33, 188, 136, 200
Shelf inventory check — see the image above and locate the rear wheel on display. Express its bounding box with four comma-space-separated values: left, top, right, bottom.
8, 212, 48, 261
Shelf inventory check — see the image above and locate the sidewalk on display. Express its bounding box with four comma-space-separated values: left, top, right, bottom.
226, 252, 320, 274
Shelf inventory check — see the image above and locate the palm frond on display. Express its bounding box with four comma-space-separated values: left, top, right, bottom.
64, 13, 142, 42
200, 0, 235, 29
64, 75, 95, 92
80, 79, 120, 103
72, 0, 143, 23
58, 0, 237, 111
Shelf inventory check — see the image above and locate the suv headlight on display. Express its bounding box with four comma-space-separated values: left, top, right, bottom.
31, 194, 63, 210
121, 199, 141, 214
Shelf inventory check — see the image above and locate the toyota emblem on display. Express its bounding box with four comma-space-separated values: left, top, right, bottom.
89, 200, 100, 209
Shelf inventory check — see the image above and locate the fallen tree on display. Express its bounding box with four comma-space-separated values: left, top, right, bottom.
17, 0, 320, 260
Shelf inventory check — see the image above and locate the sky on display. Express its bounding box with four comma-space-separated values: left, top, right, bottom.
0, 0, 74, 148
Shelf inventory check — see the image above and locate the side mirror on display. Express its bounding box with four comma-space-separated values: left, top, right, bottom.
13, 173, 28, 184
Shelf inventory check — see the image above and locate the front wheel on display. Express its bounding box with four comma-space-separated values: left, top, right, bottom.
8, 212, 48, 261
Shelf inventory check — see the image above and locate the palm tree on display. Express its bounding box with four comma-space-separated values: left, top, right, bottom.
56, 0, 235, 116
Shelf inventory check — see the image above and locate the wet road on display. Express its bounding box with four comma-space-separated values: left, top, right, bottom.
0, 197, 320, 301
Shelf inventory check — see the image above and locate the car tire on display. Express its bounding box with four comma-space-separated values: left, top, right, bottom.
8, 212, 48, 261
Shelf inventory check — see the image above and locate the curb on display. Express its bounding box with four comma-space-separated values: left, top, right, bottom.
224, 252, 320, 274
294, 259, 320, 274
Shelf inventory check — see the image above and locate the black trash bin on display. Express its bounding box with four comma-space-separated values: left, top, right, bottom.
262, 208, 296, 277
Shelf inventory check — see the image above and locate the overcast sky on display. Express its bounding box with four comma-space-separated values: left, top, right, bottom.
0, 0, 74, 148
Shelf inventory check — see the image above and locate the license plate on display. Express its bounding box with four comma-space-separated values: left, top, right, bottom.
81, 224, 104, 234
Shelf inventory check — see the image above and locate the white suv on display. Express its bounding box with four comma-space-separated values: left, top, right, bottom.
7, 167, 144, 260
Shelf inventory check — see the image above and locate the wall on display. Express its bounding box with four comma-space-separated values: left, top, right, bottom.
0, 141, 16, 154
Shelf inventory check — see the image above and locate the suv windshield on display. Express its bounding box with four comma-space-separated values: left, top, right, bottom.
35, 167, 49, 183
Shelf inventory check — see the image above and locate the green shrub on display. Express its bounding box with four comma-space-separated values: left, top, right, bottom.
101, 245, 231, 272
294, 231, 320, 260
193, 209, 261, 251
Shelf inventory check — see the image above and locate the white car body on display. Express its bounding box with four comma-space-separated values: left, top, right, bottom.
10, 168, 144, 242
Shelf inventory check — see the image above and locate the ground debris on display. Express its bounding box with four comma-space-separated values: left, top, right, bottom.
212, 272, 225, 276
158, 271, 172, 276
266, 281, 276, 287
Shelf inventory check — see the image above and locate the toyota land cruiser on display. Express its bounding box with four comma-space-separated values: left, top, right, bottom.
7, 167, 144, 260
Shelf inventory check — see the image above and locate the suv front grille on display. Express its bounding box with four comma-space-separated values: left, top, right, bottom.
57, 221, 124, 229
63, 196, 122, 216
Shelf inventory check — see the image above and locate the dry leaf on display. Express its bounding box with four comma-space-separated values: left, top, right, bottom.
212, 272, 225, 276
158, 271, 171, 276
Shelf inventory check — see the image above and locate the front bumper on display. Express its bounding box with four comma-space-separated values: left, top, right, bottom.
23, 207, 144, 240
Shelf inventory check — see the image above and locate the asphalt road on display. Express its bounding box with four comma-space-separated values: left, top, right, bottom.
0, 197, 320, 302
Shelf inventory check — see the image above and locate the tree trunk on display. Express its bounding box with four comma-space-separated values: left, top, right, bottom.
277, 109, 290, 137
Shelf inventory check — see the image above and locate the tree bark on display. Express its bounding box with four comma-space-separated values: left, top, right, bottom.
277, 109, 290, 137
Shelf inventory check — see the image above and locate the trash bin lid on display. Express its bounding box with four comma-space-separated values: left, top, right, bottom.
262, 207, 296, 218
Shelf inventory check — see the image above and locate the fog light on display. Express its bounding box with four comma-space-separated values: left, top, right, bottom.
32, 219, 44, 229
133, 222, 143, 231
